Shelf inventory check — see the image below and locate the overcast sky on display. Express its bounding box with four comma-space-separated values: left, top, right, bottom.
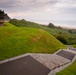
0, 0, 76, 28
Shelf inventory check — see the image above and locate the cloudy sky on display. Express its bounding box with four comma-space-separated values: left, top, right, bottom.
0, 0, 76, 28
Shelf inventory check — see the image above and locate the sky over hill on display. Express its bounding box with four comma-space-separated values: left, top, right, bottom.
0, 0, 76, 28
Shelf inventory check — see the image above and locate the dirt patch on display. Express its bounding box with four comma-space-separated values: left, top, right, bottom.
32, 35, 41, 43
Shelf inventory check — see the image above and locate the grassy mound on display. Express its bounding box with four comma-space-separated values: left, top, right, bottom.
0, 22, 66, 60
9, 19, 76, 45
56, 61, 76, 75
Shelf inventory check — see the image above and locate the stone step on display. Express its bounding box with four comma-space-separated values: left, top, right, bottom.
66, 50, 76, 54
30, 54, 71, 70
69, 48, 76, 51
67, 46, 76, 51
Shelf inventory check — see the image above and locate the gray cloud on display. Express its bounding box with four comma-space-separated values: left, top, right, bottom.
62, 7, 76, 15
0, 0, 18, 8
0, 0, 59, 11
0, 0, 76, 27
0, 0, 76, 10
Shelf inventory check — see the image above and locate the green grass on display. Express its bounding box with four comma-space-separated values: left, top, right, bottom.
72, 45, 76, 48
0, 22, 66, 60
41, 26, 70, 36
9, 19, 76, 45
56, 61, 76, 75
9, 19, 41, 28
41, 26, 76, 45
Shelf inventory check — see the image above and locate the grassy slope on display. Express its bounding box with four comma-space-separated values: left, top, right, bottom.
0, 22, 66, 60
9, 19, 41, 28
72, 45, 76, 48
41, 26, 76, 45
56, 61, 76, 75
10, 19, 76, 45
41, 26, 70, 36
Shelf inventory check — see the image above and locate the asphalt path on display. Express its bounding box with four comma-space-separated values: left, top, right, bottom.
0, 55, 50, 75
56, 50, 75, 61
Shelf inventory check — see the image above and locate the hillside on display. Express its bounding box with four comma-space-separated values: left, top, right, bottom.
9, 19, 41, 28
41, 26, 76, 45
0, 22, 66, 60
9, 19, 76, 45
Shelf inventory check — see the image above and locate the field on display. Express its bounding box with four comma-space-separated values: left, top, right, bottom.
56, 61, 76, 75
0, 22, 66, 60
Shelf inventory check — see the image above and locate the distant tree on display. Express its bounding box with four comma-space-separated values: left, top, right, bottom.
56, 35, 68, 44
58, 32, 62, 34
57, 26, 62, 29
48, 23, 55, 28
21, 19, 26, 21
4, 14, 10, 21
69, 29, 76, 34
68, 29, 72, 34
0, 10, 5, 20
0, 10, 10, 22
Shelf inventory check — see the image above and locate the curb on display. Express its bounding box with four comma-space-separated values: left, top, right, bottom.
0, 54, 29, 64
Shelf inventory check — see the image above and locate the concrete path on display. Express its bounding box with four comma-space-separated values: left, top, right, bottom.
30, 54, 71, 70
48, 49, 76, 75
30, 49, 76, 75
0, 47, 76, 75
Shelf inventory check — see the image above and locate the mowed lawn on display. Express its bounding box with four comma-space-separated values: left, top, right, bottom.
56, 61, 76, 75
0, 22, 66, 60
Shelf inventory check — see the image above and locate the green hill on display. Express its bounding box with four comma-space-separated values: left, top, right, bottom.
9, 19, 41, 28
0, 22, 66, 60
41, 26, 76, 45
9, 19, 76, 45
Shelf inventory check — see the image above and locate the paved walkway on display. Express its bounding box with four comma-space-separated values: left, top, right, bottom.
0, 47, 76, 75
0, 55, 50, 75
56, 50, 75, 60
30, 54, 71, 70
